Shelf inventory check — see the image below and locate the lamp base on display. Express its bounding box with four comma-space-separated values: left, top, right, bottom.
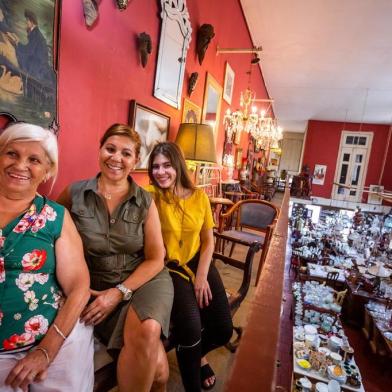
226, 166, 234, 181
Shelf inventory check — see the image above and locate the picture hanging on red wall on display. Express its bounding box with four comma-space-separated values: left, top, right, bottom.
182, 98, 201, 123
313, 164, 327, 185
223, 62, 234, 105
0, 0, 60, 128
129, 100, 170, 171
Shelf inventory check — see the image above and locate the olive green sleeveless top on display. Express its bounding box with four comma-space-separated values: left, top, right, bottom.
69, 176, 152, 290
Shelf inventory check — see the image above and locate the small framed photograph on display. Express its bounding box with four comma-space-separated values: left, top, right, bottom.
129, 100, 170, 170
223, 62, 235, 104
313, 164, 327, 185
182, 98, 202, 123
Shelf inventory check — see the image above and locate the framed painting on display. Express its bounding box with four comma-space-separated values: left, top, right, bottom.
223, 62, 234, 104
313, 164, 327, 185
0, 0, 59, 128
129, 100, 170, 170
182, 98, 201, 123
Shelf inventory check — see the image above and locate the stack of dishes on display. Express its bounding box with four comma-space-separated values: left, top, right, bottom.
327, 365, 346, 384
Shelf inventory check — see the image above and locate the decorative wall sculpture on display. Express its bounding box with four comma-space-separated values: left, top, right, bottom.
187, 71, 198, 96
137, 32, 152, 68
115, 0, 130, 11
196, 24, 214, 65
83, 0, 99, 28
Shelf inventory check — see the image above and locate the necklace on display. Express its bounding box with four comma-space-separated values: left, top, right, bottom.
98, 177, 129, 200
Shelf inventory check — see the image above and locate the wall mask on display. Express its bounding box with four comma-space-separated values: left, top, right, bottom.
82, 0, 100, 28
188, 72, 198, 96
138, 32, 152, 67
196, 24, 215, 65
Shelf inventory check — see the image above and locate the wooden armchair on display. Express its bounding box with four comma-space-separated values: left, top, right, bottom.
218, 199, 279, 285
213, 231, 262, 352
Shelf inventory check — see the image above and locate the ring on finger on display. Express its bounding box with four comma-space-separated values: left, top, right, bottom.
31, 371, 37, 379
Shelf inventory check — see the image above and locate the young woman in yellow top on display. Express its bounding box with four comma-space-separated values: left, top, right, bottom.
147, 142, 233, 391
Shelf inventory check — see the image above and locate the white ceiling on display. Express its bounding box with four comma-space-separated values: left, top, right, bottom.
240, 0, 392, 133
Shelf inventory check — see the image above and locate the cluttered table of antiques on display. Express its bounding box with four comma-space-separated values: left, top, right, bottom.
290, 204, 392, 391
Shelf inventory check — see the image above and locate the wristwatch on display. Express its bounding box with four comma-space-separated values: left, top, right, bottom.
115, 284, 133, 301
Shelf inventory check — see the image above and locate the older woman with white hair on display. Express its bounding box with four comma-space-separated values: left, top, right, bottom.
0, 122, 94, 391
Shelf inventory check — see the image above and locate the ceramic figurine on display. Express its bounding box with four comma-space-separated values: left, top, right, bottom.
187, 72, 198, 96
196, 24, 215, 65
82, 0, 99, 28
137, 32, 152, 68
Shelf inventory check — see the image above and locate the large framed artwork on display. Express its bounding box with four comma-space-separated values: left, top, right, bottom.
181, 98, 201, 123
0, 0, 59, 128
129, 100, 170, 170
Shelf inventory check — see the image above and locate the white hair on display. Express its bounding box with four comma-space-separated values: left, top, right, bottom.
0, 122, 59, 179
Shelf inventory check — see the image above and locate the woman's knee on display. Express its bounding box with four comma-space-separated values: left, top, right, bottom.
123, 318, 161, 354
218, 322, 233, 345
173, 318, 201, 348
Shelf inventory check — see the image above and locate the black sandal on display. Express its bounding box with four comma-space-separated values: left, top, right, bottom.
200, 363, 216, 390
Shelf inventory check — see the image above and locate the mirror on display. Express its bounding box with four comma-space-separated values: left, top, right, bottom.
202, 73, 222, 139
154, 0, 192, 109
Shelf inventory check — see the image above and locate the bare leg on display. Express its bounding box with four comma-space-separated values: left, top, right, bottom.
117, 307, 166, 392
151, 341, 169, 392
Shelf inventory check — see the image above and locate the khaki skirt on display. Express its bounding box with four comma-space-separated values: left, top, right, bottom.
94, 268, 174, 354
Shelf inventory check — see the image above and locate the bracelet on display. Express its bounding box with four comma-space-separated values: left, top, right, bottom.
53, 323, 67, 340
35, 346, 50, 365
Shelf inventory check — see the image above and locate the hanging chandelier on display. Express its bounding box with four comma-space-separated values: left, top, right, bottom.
223, 87, 283, 150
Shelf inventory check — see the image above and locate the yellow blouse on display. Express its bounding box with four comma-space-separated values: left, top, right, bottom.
146, 185, 214, 267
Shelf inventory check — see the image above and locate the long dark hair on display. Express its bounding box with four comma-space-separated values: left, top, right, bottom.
148, 142, 195, 207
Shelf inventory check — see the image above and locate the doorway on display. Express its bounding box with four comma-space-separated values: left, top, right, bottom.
332, 131, 373, 202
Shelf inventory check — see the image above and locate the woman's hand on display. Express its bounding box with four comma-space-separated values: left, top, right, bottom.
194, 274, 212, 308
5, 348, 49, 391
81, 288, 122, 325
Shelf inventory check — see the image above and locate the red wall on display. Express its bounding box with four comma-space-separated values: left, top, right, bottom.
47, 0, 268, 197
303, 120, 391, 201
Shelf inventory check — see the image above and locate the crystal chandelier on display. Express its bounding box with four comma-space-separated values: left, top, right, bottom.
223, 87, 283, 149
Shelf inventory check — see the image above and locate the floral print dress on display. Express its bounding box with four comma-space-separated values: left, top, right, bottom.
0, 195, 64, 353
